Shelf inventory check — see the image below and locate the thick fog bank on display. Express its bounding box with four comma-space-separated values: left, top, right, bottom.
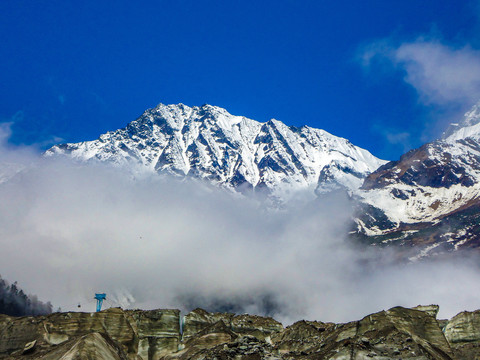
0, 138, 479, 324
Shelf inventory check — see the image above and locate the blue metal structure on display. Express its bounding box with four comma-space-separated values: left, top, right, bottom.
94, 293, 106, 312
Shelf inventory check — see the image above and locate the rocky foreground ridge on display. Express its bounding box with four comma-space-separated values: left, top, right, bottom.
1, 305, 479, 359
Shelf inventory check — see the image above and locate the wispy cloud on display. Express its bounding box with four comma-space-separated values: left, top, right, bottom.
0, 122, 13, 146
0, 120, 40, 157
0, 111, 24, 145
371, 122, 412, 154
361, 38, 480, 107
0, 111, 64, 150
359, 32, 480, 144
58, 94, 66, 105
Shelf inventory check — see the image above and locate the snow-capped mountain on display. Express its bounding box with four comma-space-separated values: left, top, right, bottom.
45, 103, 386, 200
443, 103, 480, 141
354, 103, 480, 257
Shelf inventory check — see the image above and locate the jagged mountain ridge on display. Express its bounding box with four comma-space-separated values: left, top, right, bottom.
354, 104, 480, 256
45, 103, 386, 200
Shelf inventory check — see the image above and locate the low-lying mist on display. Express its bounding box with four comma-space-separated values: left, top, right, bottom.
0, 137, 479, 324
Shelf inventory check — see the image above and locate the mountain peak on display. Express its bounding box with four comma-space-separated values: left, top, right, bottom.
443, 101, 480, 142
45, 103, 386, 200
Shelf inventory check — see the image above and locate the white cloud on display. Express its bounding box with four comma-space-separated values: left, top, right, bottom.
361, 38, 480, 107
386, 131, 410, 147
0, 122, 13, 146
0, 127, 479, 324
0, 112, 24, 146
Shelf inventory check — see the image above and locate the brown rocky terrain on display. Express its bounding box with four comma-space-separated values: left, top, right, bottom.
0, 304, 479, 359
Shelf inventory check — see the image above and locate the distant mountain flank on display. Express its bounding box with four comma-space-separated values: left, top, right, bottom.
45, 103, 386, 200
354, 103, 480, 257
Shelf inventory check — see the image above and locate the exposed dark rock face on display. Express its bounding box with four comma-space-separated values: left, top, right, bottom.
361, 141, 478, 191
182, 308, 283, 343
444, 310, 480, 360
352, 196, 480, 260
0, 307, 180, 359
354, 137, 480, 258
0, 305, 479, 359
349, 103, 480, 258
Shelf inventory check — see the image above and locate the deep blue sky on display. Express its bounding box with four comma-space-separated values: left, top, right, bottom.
1, 0, 478, 160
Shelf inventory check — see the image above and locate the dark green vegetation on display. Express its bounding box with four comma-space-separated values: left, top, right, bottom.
0, 276, 52, 317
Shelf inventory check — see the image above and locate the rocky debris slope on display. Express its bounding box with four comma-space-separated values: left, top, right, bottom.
353, 103, 480, 257
0, 307, 180, 359
45, 103, 385, 201
181, 308, 283, 343
1, 305, 480, 359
